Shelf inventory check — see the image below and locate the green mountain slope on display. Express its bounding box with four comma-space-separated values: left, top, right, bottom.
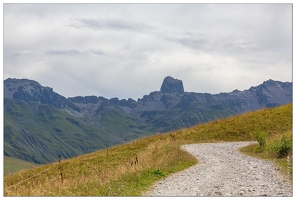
4, 98, 126, 164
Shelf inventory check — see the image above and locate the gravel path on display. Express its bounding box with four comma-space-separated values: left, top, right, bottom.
145, 141, 292, 197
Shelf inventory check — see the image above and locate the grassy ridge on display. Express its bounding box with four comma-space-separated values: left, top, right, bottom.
4, 103, 292, 196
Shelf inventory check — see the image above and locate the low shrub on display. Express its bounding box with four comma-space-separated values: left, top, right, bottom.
273, 135, 292, 158
253, 130, 267, 148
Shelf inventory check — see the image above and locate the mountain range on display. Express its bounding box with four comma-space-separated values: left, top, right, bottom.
3, 76, 292, 164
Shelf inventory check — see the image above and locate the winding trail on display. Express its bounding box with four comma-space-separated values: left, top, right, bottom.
145, 141, 292, 197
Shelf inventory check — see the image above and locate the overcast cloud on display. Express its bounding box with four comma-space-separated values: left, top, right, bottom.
3, 3, 292, 100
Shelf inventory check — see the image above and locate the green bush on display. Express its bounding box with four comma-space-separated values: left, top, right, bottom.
273, 135, 292, 158
253, 130, 267, 148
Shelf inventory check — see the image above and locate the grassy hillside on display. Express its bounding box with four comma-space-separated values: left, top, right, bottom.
4, 103, 292, 196
4, 157, 39, 176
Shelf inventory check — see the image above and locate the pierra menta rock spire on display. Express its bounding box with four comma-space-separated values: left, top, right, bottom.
160, 76, 184, 94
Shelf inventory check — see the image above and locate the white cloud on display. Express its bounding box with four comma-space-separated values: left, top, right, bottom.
3, 3, 292, 100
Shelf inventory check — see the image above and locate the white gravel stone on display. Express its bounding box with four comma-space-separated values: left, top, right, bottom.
144, 141, 292, 197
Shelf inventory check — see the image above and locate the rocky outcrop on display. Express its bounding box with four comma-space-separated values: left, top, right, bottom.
160, 76, 184, 94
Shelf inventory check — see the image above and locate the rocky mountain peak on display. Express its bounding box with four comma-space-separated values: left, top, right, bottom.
160, 76, 184, 94
4, 78, 41, 99
4, 78, 80, 111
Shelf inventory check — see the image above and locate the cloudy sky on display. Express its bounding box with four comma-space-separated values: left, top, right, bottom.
3, 3, 292, 100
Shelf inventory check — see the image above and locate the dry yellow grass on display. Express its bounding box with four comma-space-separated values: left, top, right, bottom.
4, 133, 196, 196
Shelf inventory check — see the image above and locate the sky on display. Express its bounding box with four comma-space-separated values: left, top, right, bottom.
3, 3, 293, 100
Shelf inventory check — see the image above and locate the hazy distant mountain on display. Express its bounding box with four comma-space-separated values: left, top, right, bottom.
3, 77, 292, 164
